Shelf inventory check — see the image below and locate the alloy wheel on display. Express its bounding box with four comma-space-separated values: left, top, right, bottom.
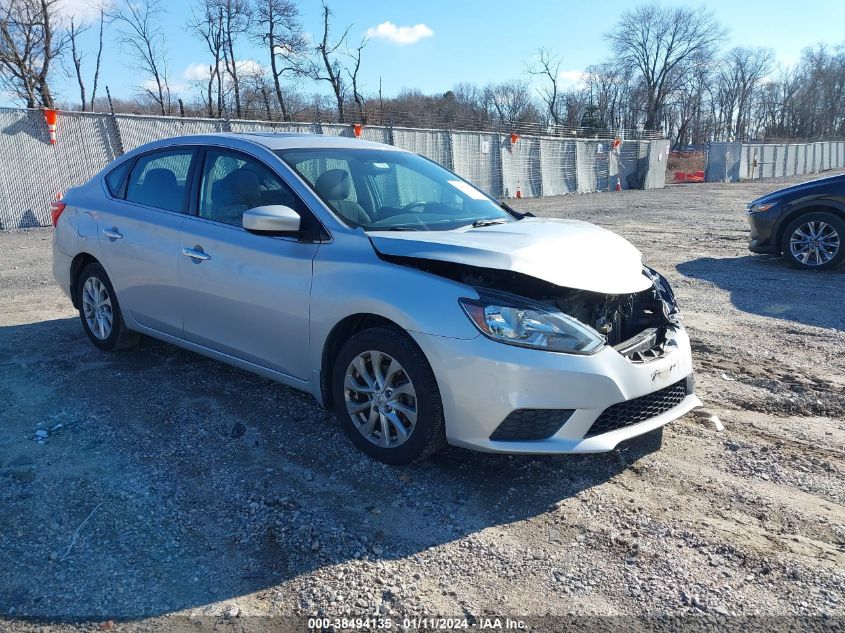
789, 220, 840, 267
81, 276, 114, 340
343, 350, 418, 448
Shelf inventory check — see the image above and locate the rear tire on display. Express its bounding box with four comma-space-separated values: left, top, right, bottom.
76, 262, 139, 351
331, 326, 446, 465
781, 211, 845, 270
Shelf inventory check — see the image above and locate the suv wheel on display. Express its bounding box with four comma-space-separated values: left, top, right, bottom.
77, 262, 139, 351
332, 326, 446, 465
781, 211, 845, 270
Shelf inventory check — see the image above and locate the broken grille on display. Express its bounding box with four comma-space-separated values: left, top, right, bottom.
585, 378, 690, 438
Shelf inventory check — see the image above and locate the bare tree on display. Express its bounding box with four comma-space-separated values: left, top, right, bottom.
216, 0, 251, 118
89, 7, 104, 110
65, 8, 105, 111
346, 37, 366, 122
607, 4, 726, 130
188, 0, 225, 117
722, 47, 774, 139
67, 16, 87, 109
252, 0, 307, 121
109, 0, 172, 115
484, 80, 541, 129
0, 0, 63, 108
242, 63, 274, 120
312, 1, 351, 122
527, 47, 563, 125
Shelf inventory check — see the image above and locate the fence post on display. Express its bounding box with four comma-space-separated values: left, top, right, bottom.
536, 137, 544, 198
105, 86, 125, 156
497, 133, 506, 198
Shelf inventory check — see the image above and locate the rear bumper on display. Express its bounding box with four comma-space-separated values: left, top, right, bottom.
52, 241, 73, 301
411, 325, 700, 454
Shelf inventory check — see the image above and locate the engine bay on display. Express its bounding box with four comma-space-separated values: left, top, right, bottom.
382, 255, 679, 359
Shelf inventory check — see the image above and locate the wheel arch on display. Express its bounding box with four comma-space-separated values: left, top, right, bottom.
69, 252, 102, 309
319, 313, 405, 410
774, 202, 845, 254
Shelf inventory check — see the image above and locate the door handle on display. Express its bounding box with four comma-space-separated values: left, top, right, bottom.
182, 247, 211, 262
102, 228, 123, 240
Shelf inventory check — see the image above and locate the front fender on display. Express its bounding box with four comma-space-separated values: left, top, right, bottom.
309, 232, 480, 371
774, 195, 845, 249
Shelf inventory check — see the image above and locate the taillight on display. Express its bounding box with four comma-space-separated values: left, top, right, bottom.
50, 200, 66, 226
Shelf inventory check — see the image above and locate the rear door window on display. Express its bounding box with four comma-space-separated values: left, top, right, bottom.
125, 149, 195, 212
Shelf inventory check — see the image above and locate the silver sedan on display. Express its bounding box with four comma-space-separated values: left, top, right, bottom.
52, 133, 700, 464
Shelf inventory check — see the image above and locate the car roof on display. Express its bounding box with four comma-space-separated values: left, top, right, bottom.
146, 131, 406, 153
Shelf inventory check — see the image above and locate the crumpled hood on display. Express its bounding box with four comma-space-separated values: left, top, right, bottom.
368, 217, 653, 294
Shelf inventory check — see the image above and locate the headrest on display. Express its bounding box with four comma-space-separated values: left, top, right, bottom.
315, 169, 352, 201
144, 168, 177, 189
230, 169, 260, 193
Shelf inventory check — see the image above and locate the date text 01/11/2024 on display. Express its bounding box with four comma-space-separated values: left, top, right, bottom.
306, 617, 527, 629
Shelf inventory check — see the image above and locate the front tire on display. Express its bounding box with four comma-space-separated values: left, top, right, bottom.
331, 326, 446, 465
77, 262, 139, 351
781, 211, 845, 270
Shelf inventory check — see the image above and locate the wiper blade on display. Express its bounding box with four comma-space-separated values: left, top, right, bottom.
500, 201, 533, 218
471, 219, 509, 228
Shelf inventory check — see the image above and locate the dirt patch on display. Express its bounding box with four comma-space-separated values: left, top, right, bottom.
1, 171, 844, 630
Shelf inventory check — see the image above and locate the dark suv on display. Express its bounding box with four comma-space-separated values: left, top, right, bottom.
747, 173, 845, 270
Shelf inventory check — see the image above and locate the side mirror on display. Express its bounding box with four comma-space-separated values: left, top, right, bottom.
242, 205, 301, 234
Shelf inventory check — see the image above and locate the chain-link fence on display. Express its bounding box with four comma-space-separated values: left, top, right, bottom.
0, 107, 669, 230
705, 140, 845, 183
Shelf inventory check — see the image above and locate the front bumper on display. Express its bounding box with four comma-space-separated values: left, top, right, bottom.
748, 209, 780, 254
411, 325, 701, 454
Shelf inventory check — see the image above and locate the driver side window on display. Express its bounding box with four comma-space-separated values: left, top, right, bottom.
198, 150, 299, 227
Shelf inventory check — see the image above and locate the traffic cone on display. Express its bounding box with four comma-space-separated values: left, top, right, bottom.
353, 123, 362, 138
44, 108, 58, 145
615, 177, 622, 191
516, 185, 522, 199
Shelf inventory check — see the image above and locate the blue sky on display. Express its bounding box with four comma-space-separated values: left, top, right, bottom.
40, 0, 845, 108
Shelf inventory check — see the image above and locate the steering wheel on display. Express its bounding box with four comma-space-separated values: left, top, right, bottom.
401, 201, 427, 213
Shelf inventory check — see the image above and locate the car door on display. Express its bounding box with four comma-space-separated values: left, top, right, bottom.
177, 148, 320, 380
98, 147, 197, 336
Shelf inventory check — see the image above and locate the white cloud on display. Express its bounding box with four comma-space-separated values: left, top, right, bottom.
141, 78, 160, 92
181, 59, 266, 83
140, 78, 188, 96
364, 21, 433, 45
558, 70, 587, 90
183, 63, 211, 82
57, 0, 104, 20
236, 59, 265, 76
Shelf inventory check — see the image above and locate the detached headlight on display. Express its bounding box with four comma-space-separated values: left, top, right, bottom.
459, 291, 604, 355
643, 265, 680, 318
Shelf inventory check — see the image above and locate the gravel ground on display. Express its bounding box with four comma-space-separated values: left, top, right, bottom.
1, 173, 844, 632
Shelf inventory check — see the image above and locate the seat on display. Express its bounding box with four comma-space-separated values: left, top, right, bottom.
314, 169, 371, 225
136, 168, 182, 211
210, 168, 261, 224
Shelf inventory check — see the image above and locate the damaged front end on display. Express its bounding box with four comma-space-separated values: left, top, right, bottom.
382, 255, 681, 361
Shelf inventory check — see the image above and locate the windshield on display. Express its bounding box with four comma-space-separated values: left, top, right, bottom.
276, 148, 516, 231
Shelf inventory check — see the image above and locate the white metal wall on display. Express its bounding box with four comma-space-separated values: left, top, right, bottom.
0, 108, 121, 228
1, 107, 671, 229
707, 140, 845, 183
